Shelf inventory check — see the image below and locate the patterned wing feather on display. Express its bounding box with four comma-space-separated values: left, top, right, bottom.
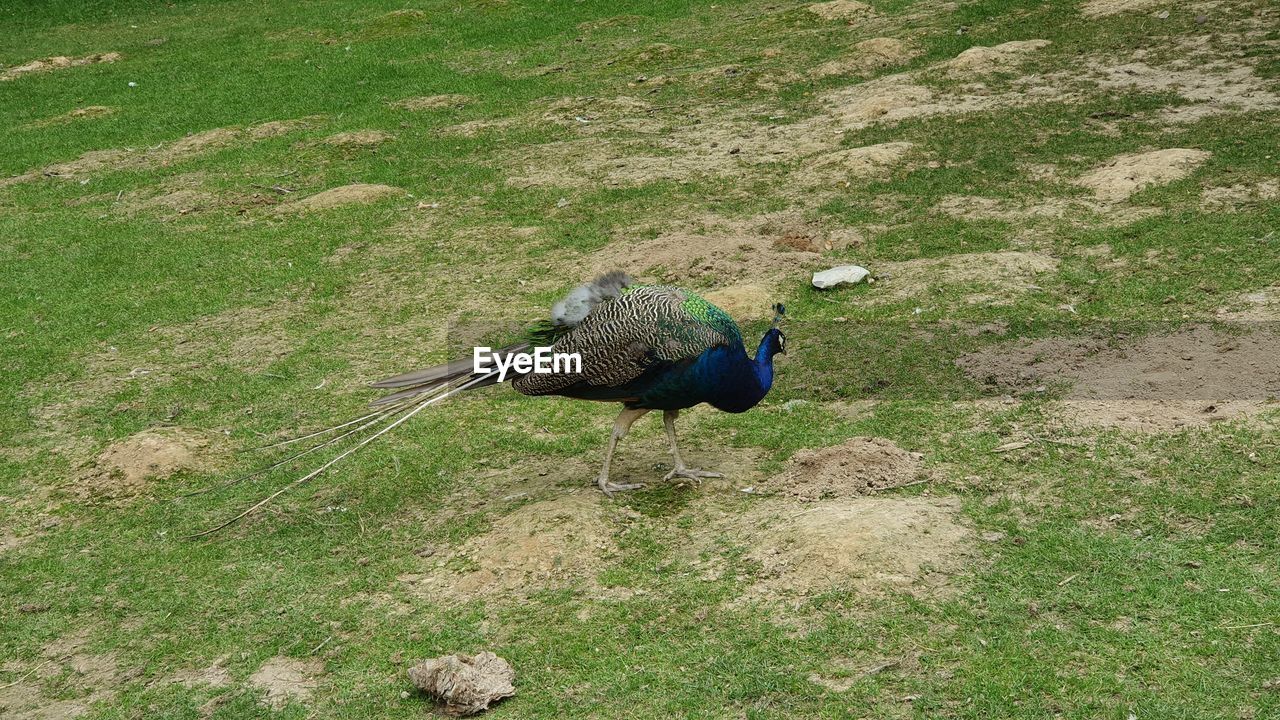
512, 285, 741, 396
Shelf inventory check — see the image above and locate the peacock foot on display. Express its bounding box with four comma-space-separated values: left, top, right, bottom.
597, 477, 645, 496
662, 467, 723, 485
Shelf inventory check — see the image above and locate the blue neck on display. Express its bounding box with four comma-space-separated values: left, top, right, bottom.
703, 332, 777, 413
752, 332, 779, 394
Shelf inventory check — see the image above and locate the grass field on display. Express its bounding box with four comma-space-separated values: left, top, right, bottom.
2, 0, 1279, 717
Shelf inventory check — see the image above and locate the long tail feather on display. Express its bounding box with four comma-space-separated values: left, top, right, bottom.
369, 358, 476, 389
248, 403, 411, 452
186, 372, 495, 538
368, 342, 528, 406
178, 398, 416, 498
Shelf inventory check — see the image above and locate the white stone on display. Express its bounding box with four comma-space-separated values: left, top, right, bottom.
812, 265, 870, 289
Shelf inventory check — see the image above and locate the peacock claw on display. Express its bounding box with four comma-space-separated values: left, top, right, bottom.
663, 467, 723, 485
598, 479, 645, 496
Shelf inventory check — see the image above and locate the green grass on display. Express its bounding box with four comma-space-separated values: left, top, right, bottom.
2, 0, 1279, 718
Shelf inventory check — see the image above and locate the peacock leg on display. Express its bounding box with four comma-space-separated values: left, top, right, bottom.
662, 409, 723, 484
597, 407, 650, 496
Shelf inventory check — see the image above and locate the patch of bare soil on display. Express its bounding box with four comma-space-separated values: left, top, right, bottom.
807, 0, 875, 21
1217, 287, 1280, 323
791, 141, 914, 188
818, 69, 1065, 132
28, 106, 114, 127
439, 117, 519, 137
283, 183, 403, 211
537, 95, 657, 133
1074, 149, 1211, 202
1201, 181, 1279, 212
944, 40, 1051, 74
0, 628, 132, 720
392, 94, 472, 111
168, 658, 232, 688
122, 188, 221, 217
1, 52, 121, 81
114, 173, 232, 219
703, 284, 776, 322
504, 119, 827, 188
401, 494, 617, 601
1081, 0, 1165, 18
249, 656, 323, 710
79, 428, 208, 501
586, 213, 821, 287
809, 37, 919, 79
720, 497, 973, 599
505, 41, 1059, 192
957, 325, 1280, 430
873, 251, 1059, 305
4, 120, 312, 186
1083, 59, 1280, 123
0, 531, 27, 556
760, 437, 926, 501
933, 194, 1159, 226
321, 130, 394, 147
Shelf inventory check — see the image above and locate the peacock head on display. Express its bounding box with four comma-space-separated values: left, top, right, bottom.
759, 303, 786, 360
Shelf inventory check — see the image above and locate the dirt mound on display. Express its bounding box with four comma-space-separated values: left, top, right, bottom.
792, 141, 913, 187
873, 251, 1059, 305
322, 130, 394, 147
82, 428, 208, 500
249, 656, 323, 710
393, 94, 471, 111
1, 52, 120, 81
117, 173, 229, 218
587, 214, 820, 286
820, 76, 934, 126
1075, 149, 1211, 202
944, 40, 1051, 74
1081, 0, 1163, 18
247, 117, 317, 139
703, 284, 775, 322
723, 497, 972, 598
809, 38, 919, 79
123, 188, 220, 217
957, 325, 1280, 430
29, 105, 114, 127
761, 437, 925, 501
285, 183, 403, 211
403, 494, 616, 601
1, 531, 27, 556
1202, 181, 1279, 212
0, 628, 129, 719
807, 0, 874, 21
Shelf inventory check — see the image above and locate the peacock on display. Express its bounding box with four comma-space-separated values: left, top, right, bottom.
191, 272, 785, 534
